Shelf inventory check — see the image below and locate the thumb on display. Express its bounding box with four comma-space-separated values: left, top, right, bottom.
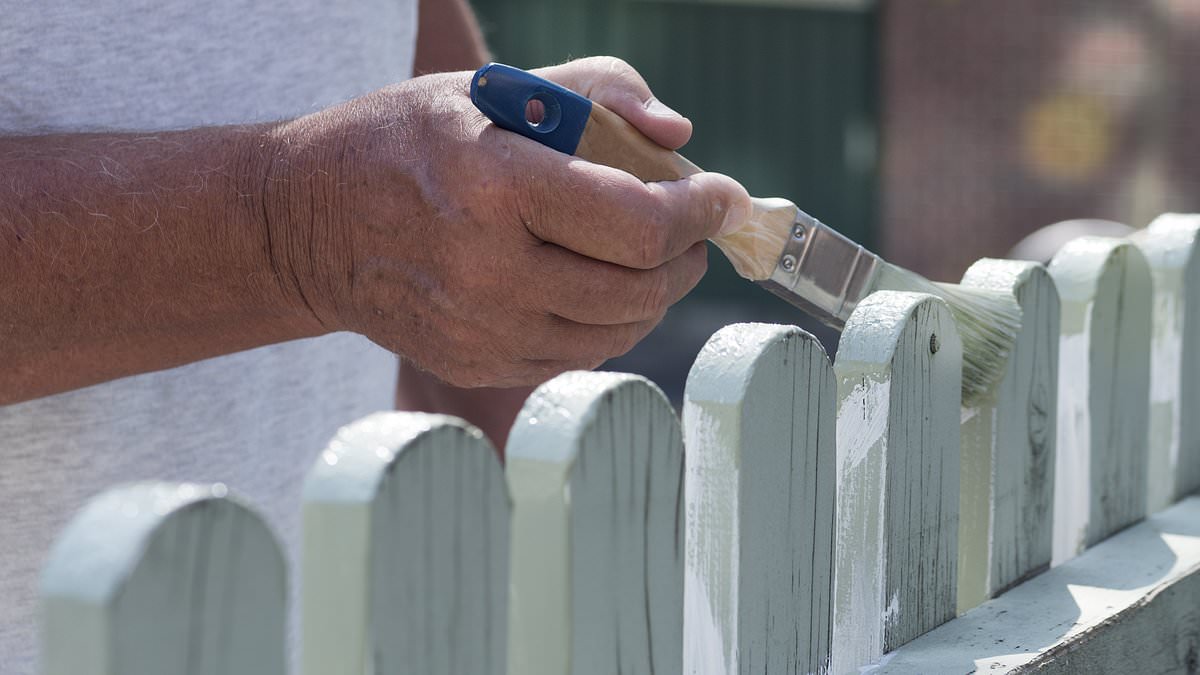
533, 56, 693, 150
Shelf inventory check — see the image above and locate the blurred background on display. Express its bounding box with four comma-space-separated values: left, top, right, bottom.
469, 0, 1200, 402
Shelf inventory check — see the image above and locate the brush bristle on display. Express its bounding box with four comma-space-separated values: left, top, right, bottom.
876, 263, 1021, 406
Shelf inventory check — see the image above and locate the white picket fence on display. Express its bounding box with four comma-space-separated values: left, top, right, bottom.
39, 214, 1200, 674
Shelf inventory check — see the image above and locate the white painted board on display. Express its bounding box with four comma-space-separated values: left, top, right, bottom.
506, 372, 684, 675
1130, 213, 1200, 510
863, 496, 1200, 674
1047, 236, 1152, 563
683, 323, 836, 675
831, 291, 962, 673
958, 260, 1059, 609
41, 482, 286, 675
302, 412, 509, 675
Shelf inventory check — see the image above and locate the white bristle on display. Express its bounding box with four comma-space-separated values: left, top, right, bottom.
875, 263, 1021, 406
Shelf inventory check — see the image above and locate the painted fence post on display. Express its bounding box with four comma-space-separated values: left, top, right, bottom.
506, 372, 684, 675
41, 482, 286, 675
955, 261, 1060, 612
1129, 214, 1200, 510
1047, 236, 1152, 564
831, 291, 962, 673
682, 323, 836, 674
301, 412, 508, 675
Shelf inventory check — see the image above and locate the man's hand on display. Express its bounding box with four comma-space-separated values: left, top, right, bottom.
268, 57, 751, 388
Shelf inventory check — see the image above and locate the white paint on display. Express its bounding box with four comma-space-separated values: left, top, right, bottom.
1052, 320, 1091, 565
832, 375, 890, 673
683, 322, 836, 675
836, 378, 891, 473
683, 402, 740, 675
833, 291, 962, 673
1131, 215, 1200, 510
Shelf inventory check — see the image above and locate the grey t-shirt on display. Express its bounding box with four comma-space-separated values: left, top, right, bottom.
0, 1, 416, 671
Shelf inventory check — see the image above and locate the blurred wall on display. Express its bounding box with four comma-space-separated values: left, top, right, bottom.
881, 0, 1200, 280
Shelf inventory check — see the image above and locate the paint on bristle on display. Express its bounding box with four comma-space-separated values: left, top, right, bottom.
873, 263, 1021, 406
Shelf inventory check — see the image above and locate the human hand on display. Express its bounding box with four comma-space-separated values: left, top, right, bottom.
264, 56, 752, 387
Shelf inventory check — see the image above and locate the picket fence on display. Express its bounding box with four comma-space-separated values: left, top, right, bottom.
39, 214, 1200, 674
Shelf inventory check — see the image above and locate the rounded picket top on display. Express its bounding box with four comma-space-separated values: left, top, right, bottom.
832, 291, 962, 672
1048, 236, 1152, 562
1130, 214, 1200, 509
301, 411, 508, 675
682, 322, 836, 675
41, 482, 286, 675
506, 371, 684, 675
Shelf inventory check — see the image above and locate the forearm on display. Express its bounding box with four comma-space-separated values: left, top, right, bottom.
0, 126, 318, 403
414, 0, 490, 75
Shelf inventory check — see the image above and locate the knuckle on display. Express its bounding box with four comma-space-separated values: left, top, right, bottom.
635, 267, 672, 319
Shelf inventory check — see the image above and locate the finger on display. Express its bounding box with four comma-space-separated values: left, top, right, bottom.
531, 241, 707, 325
533, 57, 693, 150
519, 314, 661, 363
496, 136, 750, 267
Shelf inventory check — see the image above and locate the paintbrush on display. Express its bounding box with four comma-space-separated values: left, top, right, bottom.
470, 63, 1018, 404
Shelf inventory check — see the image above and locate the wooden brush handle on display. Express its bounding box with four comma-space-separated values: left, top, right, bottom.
470, 63, 797, 280
575, 104, 701, 182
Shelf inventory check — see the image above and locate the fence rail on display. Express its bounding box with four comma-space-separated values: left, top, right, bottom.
39, 215, 1200, 674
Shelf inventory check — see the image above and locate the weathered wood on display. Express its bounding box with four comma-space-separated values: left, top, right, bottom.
41, 482, 285, 675
862, 496, 1200, 674
506, 371, 684, 675
956, 260, 1060, 611
1130, 214, 1200, 510
682, 323, 836, 674
301, 412, 508, 675
1047, 237, 1152, 563
831, 291, 962, 672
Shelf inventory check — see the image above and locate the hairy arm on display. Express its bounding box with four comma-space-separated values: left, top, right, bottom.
0, 126, 319, 403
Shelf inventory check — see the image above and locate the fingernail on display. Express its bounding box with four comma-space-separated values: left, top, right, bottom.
644, 96, 682, 118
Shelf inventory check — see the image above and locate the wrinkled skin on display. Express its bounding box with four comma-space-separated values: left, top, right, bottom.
266, 57, 752, 387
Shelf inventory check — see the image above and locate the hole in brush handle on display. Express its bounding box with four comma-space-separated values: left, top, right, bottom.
470, 63, 593, 155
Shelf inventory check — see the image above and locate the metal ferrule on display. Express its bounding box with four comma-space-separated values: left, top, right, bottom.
758, 209, 882, 330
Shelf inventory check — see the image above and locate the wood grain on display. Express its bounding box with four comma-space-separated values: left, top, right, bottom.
301, 412, 509, 675
505, 371, 684, 675
831, 291, 962, 672
41, 482, 286, 675
682, 322, 836, 675
1047, 237, 1152, 563
957, 260, 1060, 610
1130, 214, 1200, 510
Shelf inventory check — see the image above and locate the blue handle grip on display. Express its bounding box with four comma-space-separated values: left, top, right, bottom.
470, 63, 594, 155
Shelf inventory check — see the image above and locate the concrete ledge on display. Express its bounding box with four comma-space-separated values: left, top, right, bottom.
866, 496, 1200, 674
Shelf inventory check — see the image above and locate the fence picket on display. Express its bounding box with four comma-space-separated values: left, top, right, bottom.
301, 412, 508, 675
41, 482, 285, 675
831, 291, 962, 672
956, 260, 1060, 610
1130, 214, 1200, 510
1047, 237, 1152, 564
505, 372, 684, 675
682, 323, 836, 675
